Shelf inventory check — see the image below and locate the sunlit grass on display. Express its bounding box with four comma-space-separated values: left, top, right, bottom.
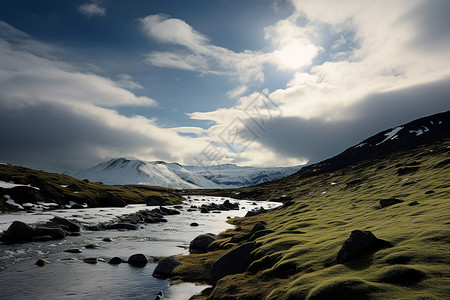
179, 138, 450, 299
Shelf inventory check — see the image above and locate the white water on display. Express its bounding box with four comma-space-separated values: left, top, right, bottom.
0, 196, 281, 299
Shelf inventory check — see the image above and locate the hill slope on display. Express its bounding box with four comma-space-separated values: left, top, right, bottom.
175, 111, 450, 300
0, 164, 182, 211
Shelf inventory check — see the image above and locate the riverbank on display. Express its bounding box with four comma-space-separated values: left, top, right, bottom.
0, 196, 281, 299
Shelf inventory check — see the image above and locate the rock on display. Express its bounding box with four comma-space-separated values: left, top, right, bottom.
67, 183, 81, 191
200, 207, 209, 213
190, 222, 199, 227
153, 256, 181, 279
379, 198, 404, 208
336, 230, 391, 263
50, 216, 80, 232
64, 248, 82, 253
84, 258, 98, 264
210, 242, 255, 285
222, 200, 239, 210
102, 192, 127, 207
107, 223, 138, 230
173, 205, 183, 209
3, 221, 35, 244
108, 257, 123, 265
244, 208, 267, 217
128, 254, 148, 267
146, 195, 166, 206
159, 206, 180, 215
36, 258, 49, 267
144, 217, 161, 224
408, 201, 419, 206
190, 233, 216, 253
85, 243, 100, 249
35, 227, 66, 240
68, 232, 81, 237
103, 237, 112, 242
32, 235, 53, 242
250, 229, 274, 241
155, 291, 164, 300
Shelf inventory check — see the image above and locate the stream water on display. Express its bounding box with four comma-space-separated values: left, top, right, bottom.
0, 196, 281, 300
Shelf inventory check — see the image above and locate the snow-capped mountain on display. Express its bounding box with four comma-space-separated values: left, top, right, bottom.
64, 158, 302, 189
185, 164, 302, 188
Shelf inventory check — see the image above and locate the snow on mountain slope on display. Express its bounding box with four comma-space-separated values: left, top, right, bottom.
185, 164, 302, 188
64, 158, 220, 189
64, 158, 301, 189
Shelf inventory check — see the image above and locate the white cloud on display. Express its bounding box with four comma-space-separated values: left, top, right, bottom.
0, 23, 213, 171
227, 85, 248, 99
78, 3, 106, 18
117, 74, 143, 90
184, 0, 450, 166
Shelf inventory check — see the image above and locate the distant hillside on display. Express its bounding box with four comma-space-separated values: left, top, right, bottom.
64, 159, 301, 189
188, 110, 450, 200
0, 164, 182, 211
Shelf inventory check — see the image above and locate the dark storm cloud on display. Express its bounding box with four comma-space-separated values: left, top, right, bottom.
255, 77, 450, 164
0, 102, 162, 172
406, 0, 450, 51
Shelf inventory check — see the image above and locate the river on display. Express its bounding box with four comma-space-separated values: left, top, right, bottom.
0, 195, 281, 300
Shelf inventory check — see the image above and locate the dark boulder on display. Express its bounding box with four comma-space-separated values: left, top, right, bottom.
153, 256, 181, 279
32, 235, 53, 242
50, 216, 80, 232
67, 183, 81, 191
190, 222, 199, 227
250, 229, 274, 241
102, 192, 127, 207
159, 206, 180, 215
36, 258, 49, 267
85, 243, 100, 249
108, 257, 123, 265
336, 230, 392, 263
222, 200, 239, 210
128, 254, 148, 267
64, 248, 82, 253
146, 195, 166, 206
3, 221, 35, 244
84, 258, 98, 264
35, 227, 66, 240
379, 198, 404, 208
189, 233, 216, 253
200, 207, 209, 213
210, 242, 255, 285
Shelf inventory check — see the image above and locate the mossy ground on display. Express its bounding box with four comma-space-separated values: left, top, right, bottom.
177, 138, 450, 299
0, 164, 183, 210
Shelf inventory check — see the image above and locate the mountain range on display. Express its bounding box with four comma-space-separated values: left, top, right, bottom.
64, 159, 302, 189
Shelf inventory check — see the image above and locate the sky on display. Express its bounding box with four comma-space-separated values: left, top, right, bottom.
0, 0, 449, 172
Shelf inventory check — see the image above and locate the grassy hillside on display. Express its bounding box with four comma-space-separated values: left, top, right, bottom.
0, 164, 183, 211
175, 137, 450, 299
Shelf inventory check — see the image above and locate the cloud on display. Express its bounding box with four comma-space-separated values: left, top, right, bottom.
140, 14, 320, 84
78, 2, 106, 18
0, 22, 210, 171
184, 0, 450, 166
117, 74, 143, 90
227, 85, 248, 99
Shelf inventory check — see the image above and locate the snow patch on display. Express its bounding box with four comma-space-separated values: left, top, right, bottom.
0, 180, 40, 190
376, 127, 403, 146
409, 126, 430, 136
4, 195, 24, 210
354, 143, 367, 148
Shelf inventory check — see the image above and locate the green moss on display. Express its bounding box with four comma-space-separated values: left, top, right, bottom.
180, 138, 450, 300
